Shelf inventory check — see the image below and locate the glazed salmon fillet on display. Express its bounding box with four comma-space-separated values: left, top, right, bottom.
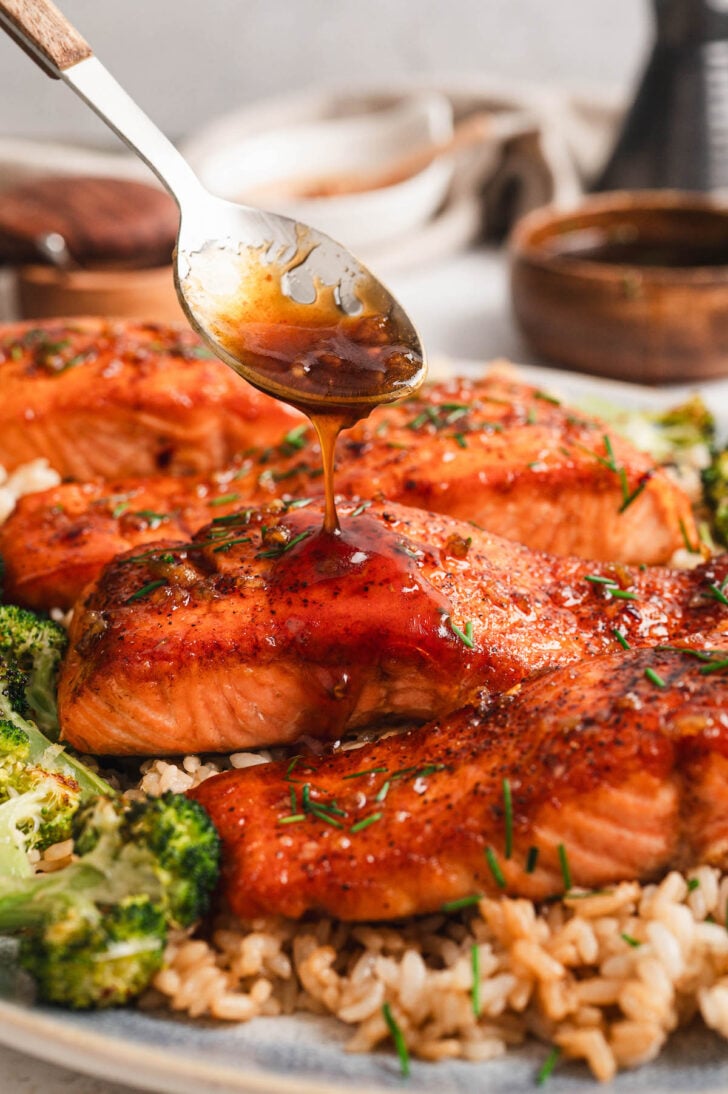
58, 499, 727, 755
0, 318, 301, 478
190, 642, 728, 920
1, 374, 696, 609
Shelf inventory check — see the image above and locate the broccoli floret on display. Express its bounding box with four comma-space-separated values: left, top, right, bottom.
0, 793, 220, 1008
703, 446, 728, 547
653, 395, 715, 450
0, 605, 67, 732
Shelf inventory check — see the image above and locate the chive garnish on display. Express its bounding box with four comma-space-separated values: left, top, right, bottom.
484, 846, 506, 889
442, 894, 482, 913
536, 1046, 561, 1085
112, 501, 129, 518
502, 778, 513, 859
125, 578, 166, 603
525, 846, 539, 873
471, 943, 481, 1017
343, 766, 388, 780
679, 518, 700, 554
375, 780, 391, 803
452, 432, 468, 449
350, 812, 383, 833
585, 574, 617, 585
618, 474, 650, 513
608, 588, 638, 601
209, 492, 240, 507
278, 814, 306, 825
449, 619, 475, 649
621, 932, 641, 948
702, 576, 728, 606
613, 627, 631, 650
282, 424, 308, 450
382, 1003, 410, 1077
286, 497, 314, 510
286, 755, 301, 777
557, 843, 572, 890
700, 657, 728, 674
687, 877, 700, 892
311, 810, 345, 829
257, 529, 312, 559
351, 500, 372, 517
212, 536, 252, 552
644, 667, 666, 688
534, 390, 561, 406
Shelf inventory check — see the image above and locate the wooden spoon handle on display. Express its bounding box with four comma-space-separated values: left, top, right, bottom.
0, 0, 92, 78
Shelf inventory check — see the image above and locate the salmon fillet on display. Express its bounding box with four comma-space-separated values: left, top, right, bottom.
1, 375, 696, 610
0, 318, 301, 478
190, 642, 728, 920
58, 499, 727, 755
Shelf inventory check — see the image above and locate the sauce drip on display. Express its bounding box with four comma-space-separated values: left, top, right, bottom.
200, 241, 425, 534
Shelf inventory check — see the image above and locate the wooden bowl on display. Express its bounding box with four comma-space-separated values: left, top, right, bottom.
509, 191, 728, 383
16, 264, 185, 324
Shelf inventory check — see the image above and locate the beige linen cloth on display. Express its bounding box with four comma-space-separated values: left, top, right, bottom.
0, 82, 621, 319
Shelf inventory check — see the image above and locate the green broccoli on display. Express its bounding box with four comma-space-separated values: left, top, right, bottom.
0, 605, 68, 732
0, 793, 220, 1009
0, 603, 222, 1009
652, 395, 715, 450
703, 446, 728, 547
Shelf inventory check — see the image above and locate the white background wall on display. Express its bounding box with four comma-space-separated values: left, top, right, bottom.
0, 0, 649, 144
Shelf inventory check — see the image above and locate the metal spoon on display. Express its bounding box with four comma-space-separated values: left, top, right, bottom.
0, 0, 425, 411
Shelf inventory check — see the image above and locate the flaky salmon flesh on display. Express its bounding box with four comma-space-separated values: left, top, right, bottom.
0, 319, 301, 478
0, 374, 696, 610
190, 642, 728, 920
58, 499, 727, 756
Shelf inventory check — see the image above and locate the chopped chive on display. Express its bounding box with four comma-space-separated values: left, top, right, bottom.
289, 785, 297, 813
618, 475, 650, 513
452, 432, 468, 449
382, 1003, 410, 1078
257, 529, 312, 559
526, 407, 537, 425
350, 812, 383, 833
343, 766, 388, 780
351, 500, 373, 517
311, 800, 347, 818
700, 658, 728, 674
536, 1046, 561, 1085
375, 780, 391, 803
286, 755, 301, 777
621, 932, 641, 947
442, 893, 482, 913
679, 518, 700, 554
286, 497, 314, 510
416, 763, 447, 778
301, 783, 311, 811
687, 877, 700, 892
484, 846, 506, 889
613, 627, 631, 650
702, 578, 728, 606
211, 511, 248, 525
471, 943, 481, 1017
125, 578, 166, 603
310, 809, 345, 829
502, 778, 513, 859
644, 667, 666, 688
111, 501, 129, 518
585, 574, 617, 586
534, 390, 561, 405
525, 846, 539, 873
277, 813, 306, 825
209, 492, 240, 507
449, 618, 475, 649
558, 843, 572, 891
608, 588, 638, 601
212, 535, 252, 552
282, 424, 308, 450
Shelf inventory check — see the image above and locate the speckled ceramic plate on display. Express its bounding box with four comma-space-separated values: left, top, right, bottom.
2, 362, 728, 1094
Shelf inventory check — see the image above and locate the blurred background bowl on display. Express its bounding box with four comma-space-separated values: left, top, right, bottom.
182, 91, 455, 255
510, 191, 728, 384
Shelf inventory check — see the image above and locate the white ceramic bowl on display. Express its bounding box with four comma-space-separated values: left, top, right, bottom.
182, 91, 455, 254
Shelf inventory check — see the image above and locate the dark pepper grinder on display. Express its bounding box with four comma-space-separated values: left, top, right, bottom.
594, 0, 728, 191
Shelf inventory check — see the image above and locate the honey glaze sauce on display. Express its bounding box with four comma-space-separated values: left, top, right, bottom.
202, 241, 425, 534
